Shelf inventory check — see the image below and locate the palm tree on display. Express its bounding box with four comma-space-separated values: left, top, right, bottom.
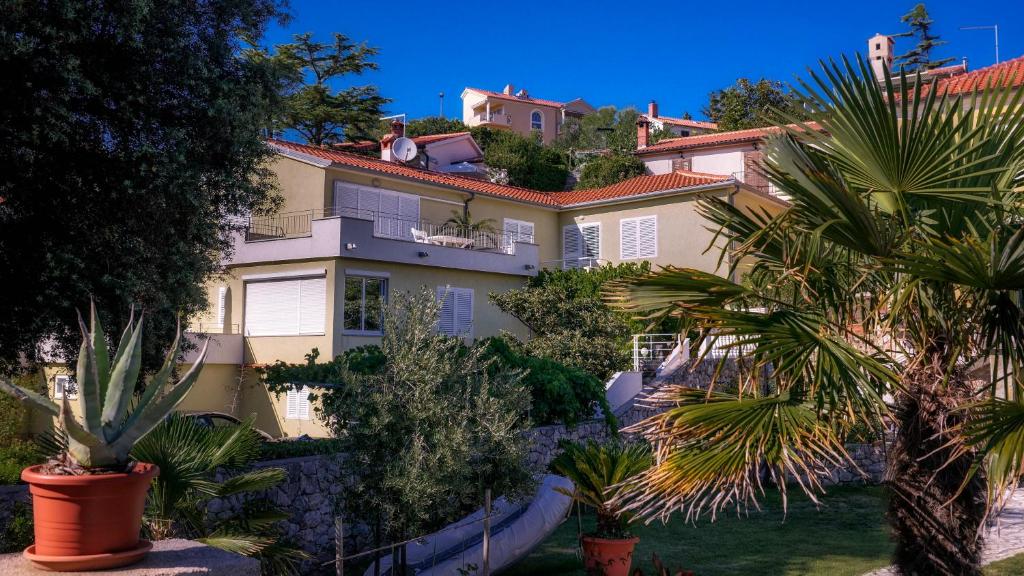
443, 210, 498, 234
604, 57, 1024, 576
132, 414, 310, 575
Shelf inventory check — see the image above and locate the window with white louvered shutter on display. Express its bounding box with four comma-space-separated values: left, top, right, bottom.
620, 216, 656, 260
436, 286, 473, 337
216, 287, 227, 327
620, 219, 639, 260
285, 388, 311, 420
333, 181, 360, 218
245, 276, 326, 336
637, 216, 657, 258
503, 219, 535, 253
562, 225, 581, 268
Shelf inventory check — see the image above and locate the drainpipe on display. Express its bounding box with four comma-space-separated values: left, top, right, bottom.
463, 192, 475, 220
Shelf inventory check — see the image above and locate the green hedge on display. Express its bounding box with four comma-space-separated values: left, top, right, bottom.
480, 337, 614, 428
257, 437, 345, 461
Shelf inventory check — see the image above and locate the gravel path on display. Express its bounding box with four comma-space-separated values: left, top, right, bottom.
863, 489, 1024, 575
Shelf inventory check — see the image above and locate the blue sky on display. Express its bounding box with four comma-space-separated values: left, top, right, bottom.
264, 0, 1024, 122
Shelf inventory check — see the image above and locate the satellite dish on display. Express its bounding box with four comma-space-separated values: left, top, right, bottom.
391, 137, 418, 162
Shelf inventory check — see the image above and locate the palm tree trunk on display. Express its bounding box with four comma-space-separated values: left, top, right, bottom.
886, 359, 987, 575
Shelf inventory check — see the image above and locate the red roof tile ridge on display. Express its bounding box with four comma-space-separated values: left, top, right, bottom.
464, 87, 568, 108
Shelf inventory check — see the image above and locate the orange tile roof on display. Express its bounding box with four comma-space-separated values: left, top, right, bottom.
655, 116, 719, 130
938, 55, 1024, 95
269, 139, 734, 208
410, 132, 471, 145
636, 123, 821, 155
551, 171, 730, 206
271, 139, 560, 206
464, 87, 568, 109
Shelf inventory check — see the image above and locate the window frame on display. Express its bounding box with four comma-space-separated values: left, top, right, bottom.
243, 275, 327, 337
530, 109, 544, 131
54, 374, 77, 400
342, 274, 389, 336
285, 388, 312, 421
620, 215, 658, 260
436, 286, 474, 337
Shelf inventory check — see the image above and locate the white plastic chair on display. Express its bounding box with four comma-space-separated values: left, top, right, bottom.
411, 228, 429, 243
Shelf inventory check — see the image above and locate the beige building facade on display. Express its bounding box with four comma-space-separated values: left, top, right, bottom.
461, 85, 595, 144
31, 133, 785, 439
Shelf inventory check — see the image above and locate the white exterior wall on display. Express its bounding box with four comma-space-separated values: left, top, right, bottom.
690, 149, 745, 175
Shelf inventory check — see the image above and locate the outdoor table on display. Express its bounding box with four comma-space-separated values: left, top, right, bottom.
427, 235, 474, 248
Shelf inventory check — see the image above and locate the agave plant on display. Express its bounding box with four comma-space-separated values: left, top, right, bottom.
0, 303, 208, 469
550, 440, 652, 538
604, 56, 1024, 575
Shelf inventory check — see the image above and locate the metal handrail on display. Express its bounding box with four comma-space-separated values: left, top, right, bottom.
731, 170, 784, 198
245, 208, 530, 254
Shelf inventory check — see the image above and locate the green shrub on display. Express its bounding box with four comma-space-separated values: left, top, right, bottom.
257, 437, 345, 461
0, 440, 42, 484
0, 502, 34, 553
480, 336, 614, 428
577, 154, 646, 189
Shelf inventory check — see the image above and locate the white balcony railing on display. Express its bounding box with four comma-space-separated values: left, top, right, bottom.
473, 112, 511, 126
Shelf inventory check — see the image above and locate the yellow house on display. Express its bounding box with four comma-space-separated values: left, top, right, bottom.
32, 133, 785, 439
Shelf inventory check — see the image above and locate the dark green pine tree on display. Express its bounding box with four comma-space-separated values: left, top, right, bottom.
893, 3, 955, 72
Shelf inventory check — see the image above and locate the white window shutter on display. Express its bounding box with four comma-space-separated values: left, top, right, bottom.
398, 194, 420, 240
620, 219, 638, 260
297, 390, 311, 420
358, 188, 380, 219
581, 224, 600, 259
298, 278, 326, 334
520, 221, 535, 243
437, 286, 456, 336
563, 225, 581, 268
285, 389, 298, 419
245, 276, 325, 336
245, 280, 301, 336
638, 216, 657, 258
54, 375, 66, 399
333, 182, 360, 218
216, 287, 227, 326
455, 288, 473, 336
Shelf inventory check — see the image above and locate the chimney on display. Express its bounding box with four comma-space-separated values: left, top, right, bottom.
648, 100, 658, 119
503, 83, 515, 95
868, 33, 894, 81
380, 119, 405, 161
636, 116, 651, 150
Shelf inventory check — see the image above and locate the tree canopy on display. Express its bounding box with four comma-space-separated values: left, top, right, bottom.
271, 32, 389, 145
605, 56, 1024, 575
400, 116, 468, 138
702, 78, 807, 131
576, 154, 646, 189
472, 127, 569, 191
0, 0, 286, 374
893, 3, 954, 72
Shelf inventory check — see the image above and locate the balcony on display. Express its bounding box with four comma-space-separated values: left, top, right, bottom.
468, 111, 512, 129
228, 209, 540, 276
184, 323, 243, 364
731, 170, 788, 200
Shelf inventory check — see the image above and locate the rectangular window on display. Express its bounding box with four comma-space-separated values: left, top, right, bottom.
562, 223, 600, 269
244, 276, 326, 336
503, 218, 535, 253
285, 388, 311, 420
436, 286, 473, 337
54, 374, 77, 400
620, 216, 657, 260
344, 276, 387, 334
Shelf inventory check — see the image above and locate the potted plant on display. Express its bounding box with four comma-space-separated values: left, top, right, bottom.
551, 440, 652, 576
0, 304, 208, 571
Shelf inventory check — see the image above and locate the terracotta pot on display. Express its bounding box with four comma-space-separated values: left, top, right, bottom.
21, 462, 158, 570
581, 535, 640, 576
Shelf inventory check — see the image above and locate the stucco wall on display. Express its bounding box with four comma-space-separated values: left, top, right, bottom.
558, 191, 732, 273
462, 91, 561, 143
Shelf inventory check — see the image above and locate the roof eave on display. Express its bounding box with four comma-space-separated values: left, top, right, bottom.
558, 180, 736, 210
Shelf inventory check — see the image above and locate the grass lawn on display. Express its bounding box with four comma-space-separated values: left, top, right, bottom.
985, 553, 1024, 575
505, 485, 894, 576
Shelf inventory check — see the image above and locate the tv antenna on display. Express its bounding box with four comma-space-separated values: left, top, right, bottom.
961, 25, 999, 64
